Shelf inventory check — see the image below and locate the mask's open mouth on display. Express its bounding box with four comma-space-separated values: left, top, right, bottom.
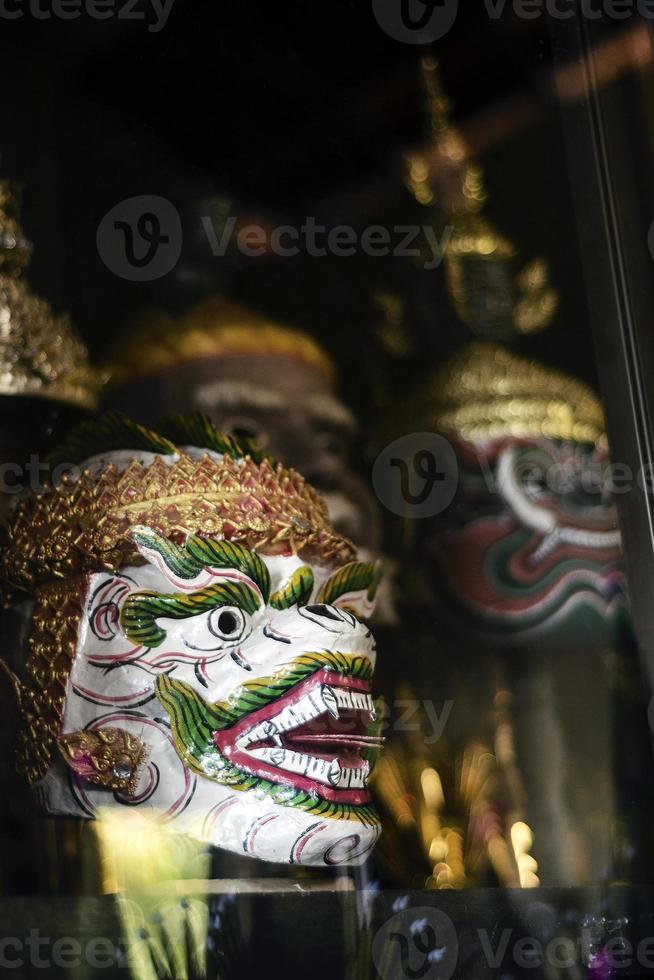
220, 666, 380, 802
156, 652, 382, 821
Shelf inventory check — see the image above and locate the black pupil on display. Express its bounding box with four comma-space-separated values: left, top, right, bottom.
232, 425, 259, 442
218, 610, 239, 635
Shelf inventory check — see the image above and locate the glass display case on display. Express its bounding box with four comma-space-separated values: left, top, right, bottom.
2, 4, 654, 979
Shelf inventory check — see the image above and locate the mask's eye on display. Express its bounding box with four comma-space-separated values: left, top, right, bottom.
222, 416, 269, 449
520, 467, 549, 501
207, 606, 247, 642
315, 429, 349, 461
512, 450, 554, 502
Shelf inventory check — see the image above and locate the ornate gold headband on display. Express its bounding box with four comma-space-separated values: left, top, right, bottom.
425, 343, 606, 447
102, 295, 336, 390
0, 180, 98, 410
1, 415, 356, 597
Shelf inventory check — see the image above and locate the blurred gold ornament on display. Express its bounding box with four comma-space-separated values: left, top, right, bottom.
372, 702, 518, 888
0, 181, 31, 274
372, 680, 538, 890
511, 821, 540, 889
102, 294, 335, 390
443, 216, 561, 339
405, 56, 486, 217
424, 342, 606, 447
0, 180, 98, 410
372, 290, 413, 358
513, 259, 560, 335
408, 56, 559, 339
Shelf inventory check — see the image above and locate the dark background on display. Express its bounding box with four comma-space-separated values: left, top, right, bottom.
0, 0, 648, 419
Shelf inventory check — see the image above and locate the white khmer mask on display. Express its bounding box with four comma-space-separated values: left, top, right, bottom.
2, 414, 383, 867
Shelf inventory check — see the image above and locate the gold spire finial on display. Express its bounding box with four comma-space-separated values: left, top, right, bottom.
406, 54, 486, 215
0, 180, 98, 410
406, 58, 558, 339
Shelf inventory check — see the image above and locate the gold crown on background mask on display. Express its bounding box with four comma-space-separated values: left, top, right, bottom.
102, 295, 336, 390
1, 413, 356, 598
0, 180, 99, 411
424, 343, 606, 447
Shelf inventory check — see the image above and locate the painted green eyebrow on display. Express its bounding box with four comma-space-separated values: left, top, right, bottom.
270, 566, 314, 609
269, 560, 384, 611
316, 561, 383, 606
131, 527, 271, 602
120, 580, 260, 648
123, 531, 383, 649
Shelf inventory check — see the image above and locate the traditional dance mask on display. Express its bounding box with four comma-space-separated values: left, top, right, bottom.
1, 415, 384, 866
423, 344, 625, 639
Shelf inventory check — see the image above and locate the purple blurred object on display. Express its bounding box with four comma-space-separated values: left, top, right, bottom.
589, 948, 613, 980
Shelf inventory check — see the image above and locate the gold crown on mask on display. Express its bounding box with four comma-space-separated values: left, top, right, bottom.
1, 413, 356, 597
426, 343, 606, 447
102, 295, 336, 390
0, 180, 98, 411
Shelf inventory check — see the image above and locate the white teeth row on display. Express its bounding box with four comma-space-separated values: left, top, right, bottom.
249, 746, 333, 783
530, 530, 561, 565
559, 526, 622, 549
236, 684, 373, 749
247, 746, 370, 788
531, 526, 622, 566
328, 760, 370, 789
333, 688, 375, 716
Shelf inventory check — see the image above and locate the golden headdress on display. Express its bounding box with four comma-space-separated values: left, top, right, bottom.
102, 295, 335, 390
0, 181, 98, 410
2, 413, 356, 597
423, 343, 606, 447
